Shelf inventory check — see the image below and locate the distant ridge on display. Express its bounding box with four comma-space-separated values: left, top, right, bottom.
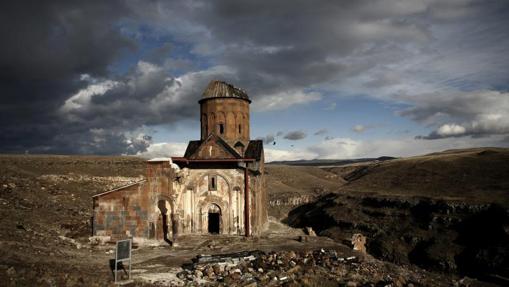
268, 156, 396, 166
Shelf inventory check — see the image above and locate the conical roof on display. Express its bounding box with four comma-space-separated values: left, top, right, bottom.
200, 80, 250, 103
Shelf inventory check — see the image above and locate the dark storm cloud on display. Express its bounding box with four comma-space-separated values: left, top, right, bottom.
0, 2, 133, 81
140, 0, 509, 118
132, 0, 442, 107
0, 1, 138, 154
2, 0, 509, 154
284, 130, 307, 141
60, 61, 227, 131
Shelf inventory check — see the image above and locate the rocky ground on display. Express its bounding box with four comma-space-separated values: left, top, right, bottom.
175, 248, 462, 287
0, 149, 508, 286
281, 148, 509, 286
265, 165, 345, 220
285, 193, 509, 285
0, 224, 482, 287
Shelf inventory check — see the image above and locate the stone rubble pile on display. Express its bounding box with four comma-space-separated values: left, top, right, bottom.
176, 249, 434, 286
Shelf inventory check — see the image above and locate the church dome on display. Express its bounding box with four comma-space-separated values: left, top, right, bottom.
200, 80, 251, 103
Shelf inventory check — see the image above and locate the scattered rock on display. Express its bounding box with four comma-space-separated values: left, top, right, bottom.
16, 224, 26, 231
298, 235, 308, 242
351, 233, 367, 254
176, 248, 450, 286
305, 227, 317, 236
6, 266, 16, 277
193, 269, 203, 279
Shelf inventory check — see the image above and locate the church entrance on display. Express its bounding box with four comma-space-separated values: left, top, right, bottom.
207, 204, 221, 234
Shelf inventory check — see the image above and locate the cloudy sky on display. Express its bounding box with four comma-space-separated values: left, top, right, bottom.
1, 0, 509, 161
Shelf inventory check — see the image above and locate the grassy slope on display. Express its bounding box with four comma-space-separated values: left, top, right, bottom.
327, 147, 509, 206
266, 164, 345, 195
0, 154, 146, 177
0, 155, 146, 245
265, 165, 346, 219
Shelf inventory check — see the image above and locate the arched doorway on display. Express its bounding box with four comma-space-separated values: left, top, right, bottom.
157, 199, 178, 244
157, 200, 170, 243
208, 203, 221, 234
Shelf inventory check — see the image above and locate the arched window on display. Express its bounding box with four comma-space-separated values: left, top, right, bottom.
201, 114, 208, 136
218, 123, 224, 134
238, 124, 241, 134
201, 114, 207, 135
209, 175, 217, 191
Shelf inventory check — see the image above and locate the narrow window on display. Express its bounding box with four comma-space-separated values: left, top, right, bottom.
219, 123, 224, 134
238, 124, 241, 134
209, 176, 217, 191
202, 125, 208, 137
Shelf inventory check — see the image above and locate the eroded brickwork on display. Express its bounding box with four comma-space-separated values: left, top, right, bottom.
93, 181, 154, 240
92, 80, 267, 242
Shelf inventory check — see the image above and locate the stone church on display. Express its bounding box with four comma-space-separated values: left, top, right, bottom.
92, 81, 267, 242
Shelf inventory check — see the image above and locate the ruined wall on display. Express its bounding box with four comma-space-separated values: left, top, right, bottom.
93, 181, 158, 240
172, 166, 267, 236
93, 161, 174, 241
249, 171, 268, 235
173, 168, 247, 235
93, 161, 267, 241
250, 154, 268, 235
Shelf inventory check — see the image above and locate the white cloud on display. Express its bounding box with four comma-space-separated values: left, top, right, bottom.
60, 80, 119, 113
349, 136, 509, 158
265, 148, 315, 162
408, 90, 509, 139
252, 90, 322, 112
139, 134, 509, 163
60, 62, 236, 126
436, 123, 466, 137
352, 125, 366, 133
38, 1, 509, 155
148, 64, 235, 113
307, 138, 362, 159
137, 142, 188, 158
266, 135, 509, 161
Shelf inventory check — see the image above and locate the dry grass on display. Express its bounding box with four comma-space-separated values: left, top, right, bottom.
327, 147, 509, 206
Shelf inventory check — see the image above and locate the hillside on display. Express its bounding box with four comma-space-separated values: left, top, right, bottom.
267, 156, 396, 166
284, 147, 509, 285
0, 148, 507, 285
265, 165, 345, 218
0, 154, 465, 286
325, 147, 509, 206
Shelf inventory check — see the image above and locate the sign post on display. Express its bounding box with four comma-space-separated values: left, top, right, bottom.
114, 238, 132, 284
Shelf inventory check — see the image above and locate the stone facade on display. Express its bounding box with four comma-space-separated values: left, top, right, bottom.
92, 81, 267, 242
